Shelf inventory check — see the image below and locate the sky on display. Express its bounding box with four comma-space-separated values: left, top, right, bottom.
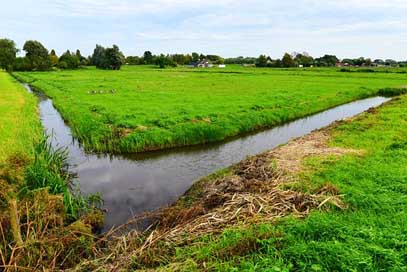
2, 0, 407, 60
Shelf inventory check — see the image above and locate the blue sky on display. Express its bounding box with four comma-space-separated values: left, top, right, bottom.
2, 0, 407, 59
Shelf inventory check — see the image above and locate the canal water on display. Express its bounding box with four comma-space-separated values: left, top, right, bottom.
25, 84, 390, 230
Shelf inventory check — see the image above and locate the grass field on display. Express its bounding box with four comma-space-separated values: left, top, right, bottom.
0, 71, 41, 163
14, 66, 407, 153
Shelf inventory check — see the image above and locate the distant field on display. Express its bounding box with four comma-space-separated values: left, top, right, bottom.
0, 71, 40, 163
14, 66, 407, 153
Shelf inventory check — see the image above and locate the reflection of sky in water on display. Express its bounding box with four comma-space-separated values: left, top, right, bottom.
26, 85, 390, 231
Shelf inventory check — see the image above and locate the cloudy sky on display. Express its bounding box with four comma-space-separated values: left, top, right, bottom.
2, 0, 407, 59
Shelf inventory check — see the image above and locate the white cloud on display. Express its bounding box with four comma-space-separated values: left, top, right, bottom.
2, 0, 407, 59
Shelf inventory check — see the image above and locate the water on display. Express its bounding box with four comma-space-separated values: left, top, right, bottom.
24, 84, 390, 230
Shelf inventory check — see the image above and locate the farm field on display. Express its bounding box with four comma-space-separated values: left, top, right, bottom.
14, 66, 407, 153
79, 92, 407, 271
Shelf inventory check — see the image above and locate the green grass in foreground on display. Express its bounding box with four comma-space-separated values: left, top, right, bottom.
157, 95, 407, 271
14, 66, 407, 153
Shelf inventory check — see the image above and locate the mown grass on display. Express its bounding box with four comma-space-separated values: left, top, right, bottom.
14, 66, 407, 153
146, 95, 407, 271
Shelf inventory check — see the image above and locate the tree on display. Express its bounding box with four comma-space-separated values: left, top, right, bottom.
49, 49, 59, 67
75, 49, 82, 60
314, 55, 338, 67
75, 49, 87, 65
282, 53, 295, 67
104, 45, 124, 70
59, 50, 80, 69
374, 59, 385, 65
156, 54, 176, 69
192, 52, 199, 62
143, 51, 153, 64
13, 57, 31, 71
256, 55, 268, 67
91, 44, 124, 70
126, 56, 141, 65
0, 38, 18, 71
23, 40, 52, 70
206, 55, 224, 64
172, 54, 187, 65
91, 45, 106, 68
294, 53, 314, 67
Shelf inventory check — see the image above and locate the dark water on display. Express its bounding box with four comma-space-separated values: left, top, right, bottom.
24, 84, 390, 230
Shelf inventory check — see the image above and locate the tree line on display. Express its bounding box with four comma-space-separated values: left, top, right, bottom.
0, 38, 125, 72
253, 53, 405, 68
1, 37, 406, 72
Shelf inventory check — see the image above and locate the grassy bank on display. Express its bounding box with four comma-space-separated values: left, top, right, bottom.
14, 66, 407, 153
0, 71, 41, 162
0, 71, 102, 270
76, 91, 407, 271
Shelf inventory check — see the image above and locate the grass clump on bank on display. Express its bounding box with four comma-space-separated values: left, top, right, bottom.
75, 94, 407, 271
0, 71, 103, 270
14, 66, 407, 153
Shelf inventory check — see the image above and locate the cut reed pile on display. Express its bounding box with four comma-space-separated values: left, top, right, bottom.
76, 127, 357, 271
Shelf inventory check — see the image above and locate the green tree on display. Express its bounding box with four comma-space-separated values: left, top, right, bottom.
0, 38, 18, 71
192, 52, 199, 62
314, 55, 339, 67
172, 54, 188, 65
91, 45, 107, 68
294, 53, 314, 67
126, 56, 141, 65
256, 55, 268, 67
206, 55, 224, 64
23, 40, 52, 70
49, 49, 59, 67
105, 45, 124, 70
91, 44, 124, 70
75, 49, 82, 60
282, 53, 295, 67
59, 50, 80, 69
156, 54, 176, 69
13, 57, 31, 71
143, 51, 153, 64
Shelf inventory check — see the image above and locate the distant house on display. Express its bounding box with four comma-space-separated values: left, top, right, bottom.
218, 64, 226, 68
190, 59, 213, 68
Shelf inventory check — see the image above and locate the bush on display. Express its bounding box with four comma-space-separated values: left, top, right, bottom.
58, 61, 68, 69
378, 88, 407, 97
13, 57, 32, 71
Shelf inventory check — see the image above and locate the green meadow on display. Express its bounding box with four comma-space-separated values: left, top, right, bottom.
14, 66, 407, 153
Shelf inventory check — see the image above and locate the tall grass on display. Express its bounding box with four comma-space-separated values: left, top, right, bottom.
22, 136, 102, 220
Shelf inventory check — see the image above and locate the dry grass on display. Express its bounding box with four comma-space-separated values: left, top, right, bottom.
74, 127, 357, 271
270, 129, 363, 174
0, 189, 98, 271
